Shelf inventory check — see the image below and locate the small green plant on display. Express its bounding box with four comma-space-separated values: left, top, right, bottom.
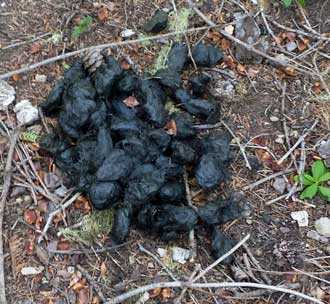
295, 160, 330, 200
283, 0, 305, 8
71, 16, 93, 40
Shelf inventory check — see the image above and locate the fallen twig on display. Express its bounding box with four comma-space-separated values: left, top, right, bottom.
0, 25, 221, 80
105, 281, 323, 304
243, 168, 295, 191
0, 131, 19, 304
139, 244, 178, 281
77, 265, 106, 302
38, 192, 81, 243
277, 119, 318, 165
1, 32, 52, 50
185, 0, 317, 77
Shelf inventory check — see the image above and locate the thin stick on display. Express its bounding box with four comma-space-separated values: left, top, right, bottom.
183, 168, 197, 262
0, 25, 220, 80
105, 281, 323, 304
242, 243, 272, 285
76, 265, 106, 302
175, 264, 200, 304
1, 32, 52, 50
242, 168, 295, 191
38, 192, 81, 243
192, 234, 250, 283
0, 131, 19, 304
185, 0, 317, 77
277, 119, 318, 165
139, 244, 178, 281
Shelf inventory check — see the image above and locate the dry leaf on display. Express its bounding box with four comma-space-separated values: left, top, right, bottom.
72, 278, 87, 291
296, 38, 308, 51
57, 241, 70, 251
37, 200, 48, 213
161, 287, 171, 300
285, 32, 296, 42
53, 212, 63, 224
74, 195, 91, 214
120, 59, 131, 70
92, 296, 100, 304
221, 38, 231, 50
312, 81, 322, 95
236, 63, 246, 75
98, 7, 108, 21
284, 66, 299, 77
12, 74, 21, 82
35, 210, 45, 230
30, 43, 41, 54
100, 261, 107, 278
123, 96, 139, 108
164, 119, 177, 136
255, 149, 284, 171
149, 287, 162, 298
223, 55, 236, 70
77, 288, 89, 304
24, 239, 35, 255
24, 209, 37, 225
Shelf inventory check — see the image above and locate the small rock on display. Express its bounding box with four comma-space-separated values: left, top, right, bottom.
318, 140, 330, 159
21, 266, 44, 275
231, 265, 249, 280
224, 25, 234, 35
270, 116, 280, 122
157, 248, 167, 258
246, 218, 253, 225
275, 136, 285, 144
286, 41, 297, 52
15, 197, 23, 204
23, 195, 32, 204
14, 100, 39, 126
67, 266, 75, 274
273, 177, 286, 194
147, 262, 155, 268
290, 210, 309, 227
280, 227, 290, 234
35, 74, 47, 83
54, 185, 69, 197
0, 80, 15, 110
143, 10, 168, 33
315, 217, 330, 237
306, 230, 329, 243
120, 29, 136, 38
171, 247, 190, 264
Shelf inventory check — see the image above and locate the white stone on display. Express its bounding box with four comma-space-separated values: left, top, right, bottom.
315, 217, 330, 237
0, 80, 15, 110
35, 74, 47, 83
306, 230, 329, 243
171, 247, 190, 264
14, 100, 39, 126
21, 266, 44, 275
270, 116, 280, 122
290, 210, 309, 227
286, 41, 297, 52
273, 177, 286, 194
157, 248, 167, 258
224, 25, 234, 35
120, 29, 136, 38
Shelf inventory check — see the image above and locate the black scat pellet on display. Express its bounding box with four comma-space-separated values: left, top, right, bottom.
143, 10, 168, 33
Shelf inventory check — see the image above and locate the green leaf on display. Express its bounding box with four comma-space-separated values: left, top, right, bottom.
302, 173, 316, 185
80, 16, 93, 27
296, 0, 305, 7
283, 0, 293, 7
318, 186, 330, 200
319, 172, 330, 182
312, 160, 326, 180
300, 183, 318, 199
72, 27, 82, 39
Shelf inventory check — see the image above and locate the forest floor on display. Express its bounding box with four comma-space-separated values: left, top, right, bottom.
1, 0, 330, 303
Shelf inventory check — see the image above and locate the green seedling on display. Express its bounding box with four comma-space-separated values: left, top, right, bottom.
283, 0, 305, 8
295, 160, 330, 200
72, 16, 93, 40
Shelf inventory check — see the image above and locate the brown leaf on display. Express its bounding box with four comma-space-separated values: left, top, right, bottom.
312, 81, 322, 95
122, 96, 139, 108
98, 7, 108, 21
53, 212, 63, 224
161, 288, 171, 301
72, 278, 87, 291
74, 195, 91, 214
12, 74, 21, 81
30, 43, 41, 54
120, 59, 131, 70
149, 287, 162, 298
77, 288, 89, 304
36, 200, 48, 213
221, 38, 231, 50
100, 261, 107, 278
35, 210, 45, 230
296, 38, 308, 51
92, 296, 100, 304
236, 63, 246, 75
24, 239, 35, 255
164, 119, 177, 136
284, 66, 299, 77
24, 209, 37, 225
285, 32, 296, 42
255, 149, 285, 171
57, 241, 70, 251
223, 55, 236, 70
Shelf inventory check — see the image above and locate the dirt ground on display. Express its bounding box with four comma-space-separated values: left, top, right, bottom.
1, 0, 330, 303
